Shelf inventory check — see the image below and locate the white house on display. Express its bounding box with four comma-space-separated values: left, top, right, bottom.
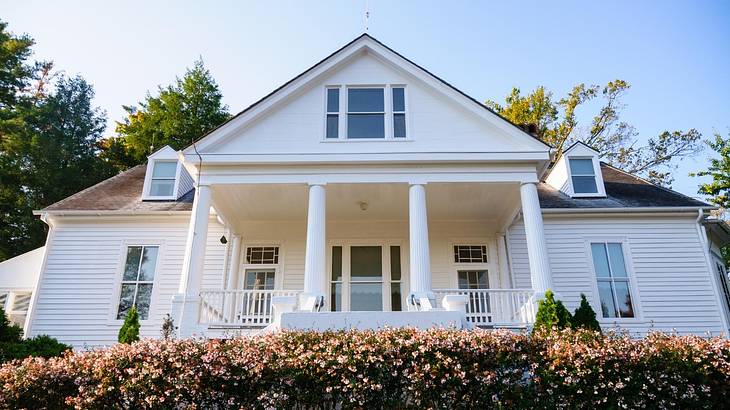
20, 34, 730, 348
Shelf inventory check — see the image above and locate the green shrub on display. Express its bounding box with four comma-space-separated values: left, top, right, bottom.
572, 293, 601, 331
0, 306, 70, 363
0, 329, 727, 409
118, 306, 140, 344
533, 289, 572, 332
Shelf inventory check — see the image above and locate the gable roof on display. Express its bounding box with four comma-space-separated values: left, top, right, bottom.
539, 163, 712, 209
184, 33, 551, 155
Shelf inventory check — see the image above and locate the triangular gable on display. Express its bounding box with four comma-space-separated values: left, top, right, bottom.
183, 34, 551, 159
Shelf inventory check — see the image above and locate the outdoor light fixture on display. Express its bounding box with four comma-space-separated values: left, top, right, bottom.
219, 235, 228, 244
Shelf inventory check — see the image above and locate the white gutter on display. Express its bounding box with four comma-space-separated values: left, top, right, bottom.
695, 209, 730, 336
542, 206, 715, 214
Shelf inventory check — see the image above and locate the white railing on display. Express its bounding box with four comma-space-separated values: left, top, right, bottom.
199, 289, 301, 327
433, 289, 537, 327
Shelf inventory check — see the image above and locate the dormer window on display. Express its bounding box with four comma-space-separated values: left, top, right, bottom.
142, 145, 192, 201
569, 158, 598, 194
324, 85, 407, 140
149, 161, 177, 197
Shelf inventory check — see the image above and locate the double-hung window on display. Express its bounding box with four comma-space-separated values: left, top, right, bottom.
569, 158, 598, 194
117, 245, 158, 320
590, 242, 635, 318
149, 161, 177, 197
348, 88, 385, 139
325, 85, 407, 139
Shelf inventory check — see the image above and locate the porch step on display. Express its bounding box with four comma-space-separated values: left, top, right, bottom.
278, 310, 469, 332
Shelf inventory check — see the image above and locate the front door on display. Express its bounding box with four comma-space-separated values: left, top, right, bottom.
330, 244, 403, 312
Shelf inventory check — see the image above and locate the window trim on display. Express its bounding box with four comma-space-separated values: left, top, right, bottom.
566, 156, 606, 198
142, 160, 182, 200
322, 84, 412, 141
108, 240, 164, 324
237, 242, 283, 290
584, 237, 642, 323
449, 239, 498, 289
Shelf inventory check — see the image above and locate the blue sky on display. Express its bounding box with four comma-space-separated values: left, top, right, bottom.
5, 1, 729, 198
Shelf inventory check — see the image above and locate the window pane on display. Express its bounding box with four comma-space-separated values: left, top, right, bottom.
350, 283, 382, 311
326, 88, 339, 112
347, 114, 385, 138
591, 243, 611, 277
597, 281, 617, 318
392, 87, 405, 112
607, 243, 628, 277
454, 245, 488, 263
138, 246, 158, 281
391, 282, 402, 311
613, 281, 634, 318
393, 113, 406, 138
245, 270, 257, 289
123, 246, 142, 281
569, 159, 595, 175
572, 176, 598, 194
136, 284, 153, 320
117, 284, 136, 319
150, 179, 175, 197
458, 271, 469, 289
390, 246, 401, 280
477, 271, 489, 288
326, 114, 339, 139
350, 246, 382, 281
331, 283, 342, 311
331, 246, 342, 281
264, 272, 275, 289
152, 162, 177, 178
348, 88, 384, 112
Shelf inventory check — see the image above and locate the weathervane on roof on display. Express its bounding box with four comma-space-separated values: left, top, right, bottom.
364, 0, 370, 32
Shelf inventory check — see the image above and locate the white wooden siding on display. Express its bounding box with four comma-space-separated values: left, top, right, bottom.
28, 216, 225, 348
508, 215, 725, 336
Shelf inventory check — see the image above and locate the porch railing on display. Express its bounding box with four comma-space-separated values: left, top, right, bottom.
432, 289, 537, 327
199, 289, 301, 328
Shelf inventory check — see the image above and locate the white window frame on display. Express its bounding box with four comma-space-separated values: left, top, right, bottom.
322, 84, 411, 141
585, 238, 642, 323
326, 240, 406, 312
450, 239, 498, 289
567, 156, 606, 198
237, 243, 283, 290
142, 160, 183, 200
109, 240, 164, 323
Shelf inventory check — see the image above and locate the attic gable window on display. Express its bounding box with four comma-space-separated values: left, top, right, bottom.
324, 85, 407, 140
569, 158, 598, 194
150, 161, 177, 197
142, 146, 186, 201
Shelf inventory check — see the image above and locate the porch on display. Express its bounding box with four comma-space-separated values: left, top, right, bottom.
172, 172, 553, 336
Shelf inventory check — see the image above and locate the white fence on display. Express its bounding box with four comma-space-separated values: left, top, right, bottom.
433, 289, 537, 327
199, 289, 301, 327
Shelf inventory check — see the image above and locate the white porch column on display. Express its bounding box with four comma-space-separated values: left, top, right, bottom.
519, 182, 553, 295
301, 183, 326, 310
408, 183, 434, 306
172, 184, 212, 338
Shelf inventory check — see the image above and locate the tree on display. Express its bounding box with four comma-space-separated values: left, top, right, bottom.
0, 20, 35, 111
106, 59, 230, 167
486, 80, 701, 187
533, 290, 572, 332
118, 306, 140, 344
0, 74, 115, 260
571, 294, 601, 332
694, 132, 730, 209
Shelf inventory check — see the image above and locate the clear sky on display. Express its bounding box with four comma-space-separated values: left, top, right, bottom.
5, 0, 729, 199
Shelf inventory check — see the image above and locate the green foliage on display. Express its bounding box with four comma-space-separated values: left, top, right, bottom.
118, 306, 140, 344
1, 329, 728, 408
486, 80, 701, 187
572, 293, 601, 332
0, 19, 116, 261
106, 59, 230, 168
693, 131, 730, 209
0, 305, 70, 363
533, 290, 572, 332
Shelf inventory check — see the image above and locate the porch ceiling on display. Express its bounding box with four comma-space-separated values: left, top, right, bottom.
211, 182, 521, 228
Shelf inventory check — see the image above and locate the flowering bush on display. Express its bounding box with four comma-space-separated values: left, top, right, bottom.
0, 328, 728, 409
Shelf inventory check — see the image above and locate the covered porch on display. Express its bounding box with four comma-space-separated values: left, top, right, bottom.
172, 166, 552, 336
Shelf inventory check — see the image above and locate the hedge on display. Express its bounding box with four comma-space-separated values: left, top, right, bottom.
0, 328, 728, 409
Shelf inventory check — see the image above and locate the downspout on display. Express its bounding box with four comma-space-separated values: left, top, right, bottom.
696, 209, 730, 336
